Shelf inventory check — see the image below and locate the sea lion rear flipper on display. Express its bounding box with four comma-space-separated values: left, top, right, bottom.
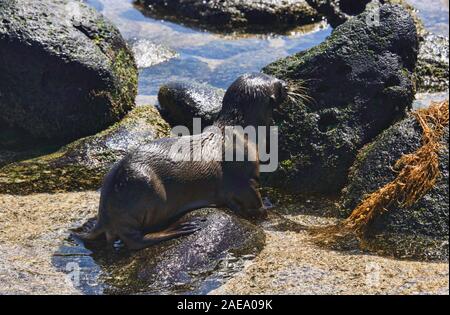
122, 221, 201, 250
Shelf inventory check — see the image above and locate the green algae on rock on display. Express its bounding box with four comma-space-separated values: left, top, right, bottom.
134, 0, 320, 34
0, 0, 138, 145
0, 106, 170, 195
262, 4, 418, 194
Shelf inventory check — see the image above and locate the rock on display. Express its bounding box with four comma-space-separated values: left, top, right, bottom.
306, 1, 447, 93
130, 39, 178, 69
339, 109, 449, 260
262, 4, 418, 194
415, 34, 449, 93
305, 0, 373, 27
0, 122, 60, 167
158, 81, 224, 130
0, 106, 170, 195
61, 208, 265, 294
306, 0, 426, 35
134, 0, 320, 34
0, 0, 138, 144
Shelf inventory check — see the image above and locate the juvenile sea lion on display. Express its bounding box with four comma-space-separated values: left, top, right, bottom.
75, 73, 288, 250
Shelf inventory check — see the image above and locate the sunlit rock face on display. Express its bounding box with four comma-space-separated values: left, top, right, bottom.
0, 0, 138, 145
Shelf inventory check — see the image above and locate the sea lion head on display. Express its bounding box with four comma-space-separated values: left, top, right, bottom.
218, 73, 288, 127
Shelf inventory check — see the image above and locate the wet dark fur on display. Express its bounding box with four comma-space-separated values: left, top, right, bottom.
75, 73, 288, 250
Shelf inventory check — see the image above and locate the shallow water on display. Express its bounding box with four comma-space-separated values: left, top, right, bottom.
85, 0, 449, 106
84, 0, 331, 104
408, 0, 449, 36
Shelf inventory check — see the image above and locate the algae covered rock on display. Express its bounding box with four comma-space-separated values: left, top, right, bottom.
158, 81, 224, 131
339, 105, 449, 260
134, 0, 320, 34
306, 0, 447, 93
262, 4, 418, 194
0, 106, 170, 195
0, 0, 138, 144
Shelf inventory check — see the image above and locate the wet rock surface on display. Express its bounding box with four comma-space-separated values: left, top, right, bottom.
0, 106, 170, 195
130, 39, 178, 69
134, 0, 320, 34
262, 4, 418, 194
55, 208, 265, 294
158, 81, 224, 130
339, 112, 449, 260
0, 0, 137, 145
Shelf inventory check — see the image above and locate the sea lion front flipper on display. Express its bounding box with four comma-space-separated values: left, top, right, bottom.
71, 221, 106, 244
226, 195, 267, 219
121, 221, 201, 250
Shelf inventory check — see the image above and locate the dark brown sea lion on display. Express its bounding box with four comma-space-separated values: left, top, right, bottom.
74, 73, 288, 250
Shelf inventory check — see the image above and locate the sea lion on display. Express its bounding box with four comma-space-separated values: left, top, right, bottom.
74, 73, 288, 250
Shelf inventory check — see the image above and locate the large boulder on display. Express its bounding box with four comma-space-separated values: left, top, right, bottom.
158, 81, 224, 130
0, 105, 170, 195
0, 0, 138, 145
339, 106, 449, 260
262, 4, 418, 194
306, 0, 448, 93
134, 0, 320, 34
